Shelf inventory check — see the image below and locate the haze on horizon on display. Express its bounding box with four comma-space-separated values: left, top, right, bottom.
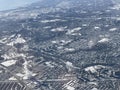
0, 0, 40, 11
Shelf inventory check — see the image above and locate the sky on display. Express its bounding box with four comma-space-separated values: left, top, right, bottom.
0, 0, 40, 11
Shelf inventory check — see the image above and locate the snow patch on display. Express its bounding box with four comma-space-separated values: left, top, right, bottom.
66, 61, 73, 67
9, 77, 17, 80
98, 38, 109, 43
82, 24, 88, 26
92, 88, 98, 90
111, 4, 120, 10
30, 13, 38, 17
85, 66, 97, 73
45, 61, 55, 68
52, 40, 72, 46
88, 82, 98, 86
109, 28, 117, 31
0, 70, 2, 74
66, 27, 82, 36
7, 37, 26, 46
85, 65, 105, 73
51, 26, 67, 32
23, 60, 32, 79
5, 34, 26, 46
65, 61, 75, 71
1, 60, 16, 67
94, 26, 100, 29
65, 85, 75, 90
41, 19, 65, 23
9, 72, 36, 80
51, 41, 57, 44
43, 26, 51, 29
116, 17, 120, 21
9, 73, 24, 80
64, 48, 75, 52
16, 73, 25, 77
57, 46, 63, 49
0, 37, 8, 44
88, 40, 95, 48
1, 53, 26, 60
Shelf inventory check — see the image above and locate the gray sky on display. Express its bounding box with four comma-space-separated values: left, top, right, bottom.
0, 0, 40, 11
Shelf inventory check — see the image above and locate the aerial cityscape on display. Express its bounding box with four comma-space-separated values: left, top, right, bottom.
0, 0, 120, 90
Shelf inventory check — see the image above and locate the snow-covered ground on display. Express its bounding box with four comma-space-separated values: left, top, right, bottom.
0, 34, 26, 46
7, 34, 26, 46
1, 52, 26, 60
9, 72, 36, 80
